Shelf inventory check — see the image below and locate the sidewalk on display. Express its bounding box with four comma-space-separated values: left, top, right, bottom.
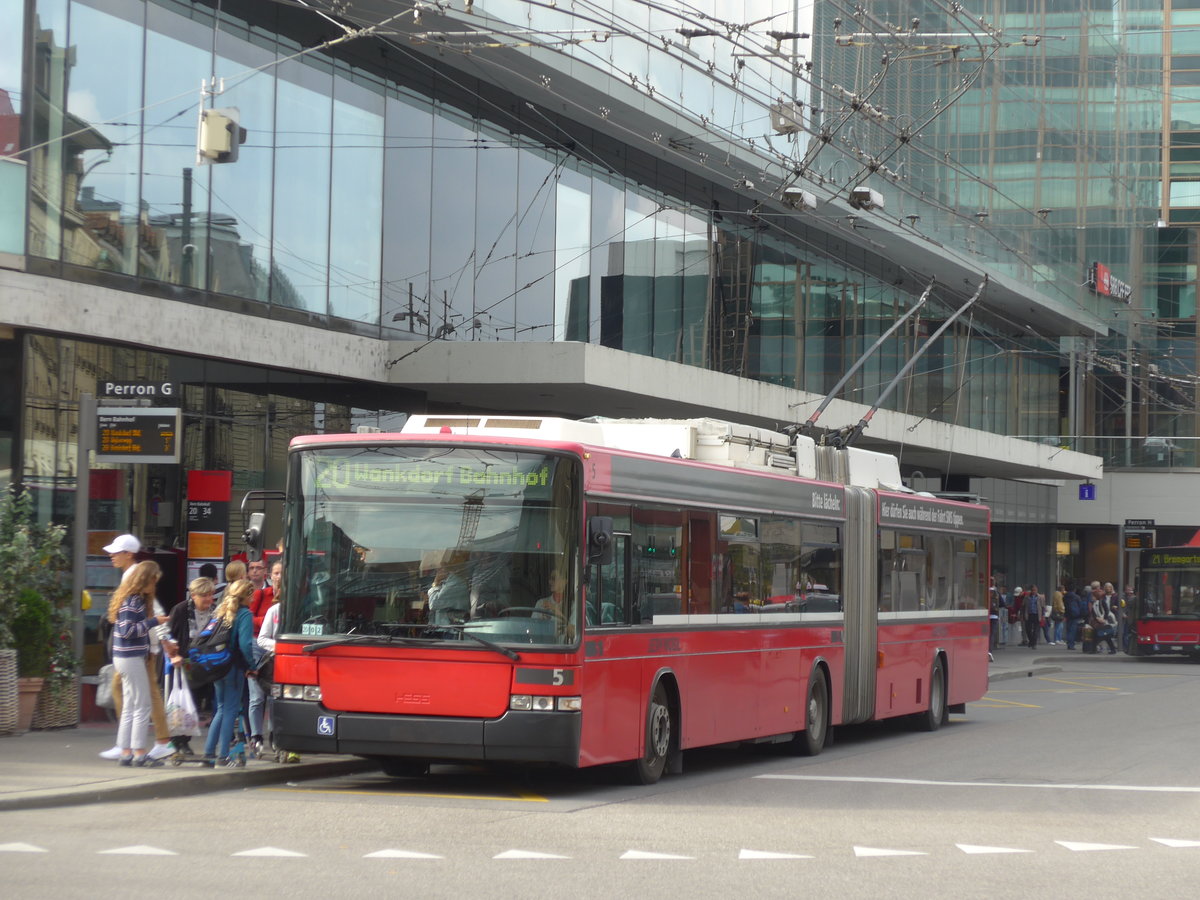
986, 635, 1136, 682
0, 722, 375, 812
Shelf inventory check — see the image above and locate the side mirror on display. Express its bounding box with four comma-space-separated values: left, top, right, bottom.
243, 511, 266, 562
587, 516, 614, 566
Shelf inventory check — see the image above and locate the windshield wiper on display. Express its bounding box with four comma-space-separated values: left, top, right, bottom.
301, 631, 423, 654
445, 625, 521, 661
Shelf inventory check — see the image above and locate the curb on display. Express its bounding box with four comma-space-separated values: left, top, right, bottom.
988, 664, 1062, 683
0, 757, 378, 812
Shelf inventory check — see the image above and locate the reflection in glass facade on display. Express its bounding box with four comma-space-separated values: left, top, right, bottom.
5, 0, 1199, 462
1, 0, 1074, 445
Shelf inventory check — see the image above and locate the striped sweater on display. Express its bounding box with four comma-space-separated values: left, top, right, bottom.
112, 593, 153, 658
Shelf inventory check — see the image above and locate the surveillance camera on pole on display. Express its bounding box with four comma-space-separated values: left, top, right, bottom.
198, 107, 247, 165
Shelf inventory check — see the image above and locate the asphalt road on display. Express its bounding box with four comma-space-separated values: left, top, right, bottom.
6, 656, 1200, 899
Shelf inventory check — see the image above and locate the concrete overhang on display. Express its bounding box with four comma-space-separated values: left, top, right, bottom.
385, 339, 1103, 483
0, 268, 1101, 482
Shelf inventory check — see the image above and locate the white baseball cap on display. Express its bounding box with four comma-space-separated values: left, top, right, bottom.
102, 534, 141, 555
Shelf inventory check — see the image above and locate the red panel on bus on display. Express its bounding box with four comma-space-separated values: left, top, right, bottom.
317, 657, 513, 717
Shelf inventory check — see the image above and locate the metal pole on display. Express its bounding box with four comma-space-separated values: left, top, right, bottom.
838, 277, 987, 448
180, 167, 193, 288
802, 278, 935, 434
72, 393, 95, 693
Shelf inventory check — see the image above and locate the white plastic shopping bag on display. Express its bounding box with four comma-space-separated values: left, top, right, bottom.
165, 666, 202, 737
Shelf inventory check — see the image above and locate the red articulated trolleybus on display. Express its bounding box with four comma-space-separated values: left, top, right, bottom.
1131, 540, 1200, 658
265, 415, 991, 783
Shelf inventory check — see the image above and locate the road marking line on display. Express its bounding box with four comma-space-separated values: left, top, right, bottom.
1039, 677, 1119, 691
978, 696, 1042, 708
739, 849, 814, 859
1151, 838, 1200, 848
494, 850, 571, 859
232, 846, 307, 857
98, 845, 177, 856
0, 842, 47, 853
956, 844, 1030, 854
364, 849, 444, 859
1056, 841, 1137, 852
854, 846, 926, 857
621, 850, 694, 859
757, 774, 1200, 793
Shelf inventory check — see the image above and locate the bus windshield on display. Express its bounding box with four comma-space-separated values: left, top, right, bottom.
1137, 556, 1200, 619
282, 446, 581, 647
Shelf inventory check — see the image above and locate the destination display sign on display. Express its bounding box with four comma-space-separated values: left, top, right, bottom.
95, 407, 181, 464
877, 494, 989, 536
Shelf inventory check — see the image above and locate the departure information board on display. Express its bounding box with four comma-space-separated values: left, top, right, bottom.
95, 407, 181, 463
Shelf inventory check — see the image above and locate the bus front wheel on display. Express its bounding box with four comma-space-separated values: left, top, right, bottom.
917, 658, 947, 732
632, 683, 672, 785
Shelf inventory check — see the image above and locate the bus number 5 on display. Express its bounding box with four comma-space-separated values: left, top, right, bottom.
552, 669, 565, 685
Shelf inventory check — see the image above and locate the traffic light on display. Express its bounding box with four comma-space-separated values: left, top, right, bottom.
198, 107, 247, 164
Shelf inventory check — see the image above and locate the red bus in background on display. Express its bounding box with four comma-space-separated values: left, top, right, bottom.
1132, 543, 1200, 657
268, 415, 991, 783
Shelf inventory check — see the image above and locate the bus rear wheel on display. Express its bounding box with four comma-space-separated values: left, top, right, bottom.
632, 683, 672, 785
917, 658, 947, 732
790, 672, 829, 756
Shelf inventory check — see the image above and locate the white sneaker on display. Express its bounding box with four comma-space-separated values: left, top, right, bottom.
99, 745, 122, 760
147, 743, 174, 761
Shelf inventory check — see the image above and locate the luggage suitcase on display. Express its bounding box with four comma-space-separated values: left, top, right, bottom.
1081, 624, 1097, 653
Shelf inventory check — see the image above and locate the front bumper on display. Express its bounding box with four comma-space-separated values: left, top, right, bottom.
273, 699, 582, 766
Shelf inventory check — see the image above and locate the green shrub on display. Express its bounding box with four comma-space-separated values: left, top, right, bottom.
0, 487, 72, 674
12, 588, 53, 677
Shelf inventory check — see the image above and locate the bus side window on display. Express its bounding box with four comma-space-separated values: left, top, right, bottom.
587, 534, 629, 626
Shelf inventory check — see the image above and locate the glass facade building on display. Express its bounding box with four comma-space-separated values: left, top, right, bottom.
3, 0, 1196, 614
6, 0, 1075, 428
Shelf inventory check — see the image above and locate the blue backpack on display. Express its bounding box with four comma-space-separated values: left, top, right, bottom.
187, 615, 234, 685
1065, 592, 1082, 619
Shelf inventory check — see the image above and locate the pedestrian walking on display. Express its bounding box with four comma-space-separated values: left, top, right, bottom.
1024, 584, 1043, 649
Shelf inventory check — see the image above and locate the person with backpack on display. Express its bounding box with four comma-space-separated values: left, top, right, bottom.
199, 579, 259, 767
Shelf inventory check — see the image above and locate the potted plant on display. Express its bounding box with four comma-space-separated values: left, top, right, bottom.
32, 600, 82, 729
11, 588, 54, 730
0, 486, 75, 733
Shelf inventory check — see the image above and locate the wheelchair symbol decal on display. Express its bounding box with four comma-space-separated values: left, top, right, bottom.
317, 715, 335, 737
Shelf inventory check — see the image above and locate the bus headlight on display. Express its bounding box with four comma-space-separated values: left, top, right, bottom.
510, 695, 581, 711
281, 684, 323, 701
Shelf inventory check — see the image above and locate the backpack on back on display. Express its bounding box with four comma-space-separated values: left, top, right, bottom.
187, 615, 234, 685
1065, 593, 1081, 619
